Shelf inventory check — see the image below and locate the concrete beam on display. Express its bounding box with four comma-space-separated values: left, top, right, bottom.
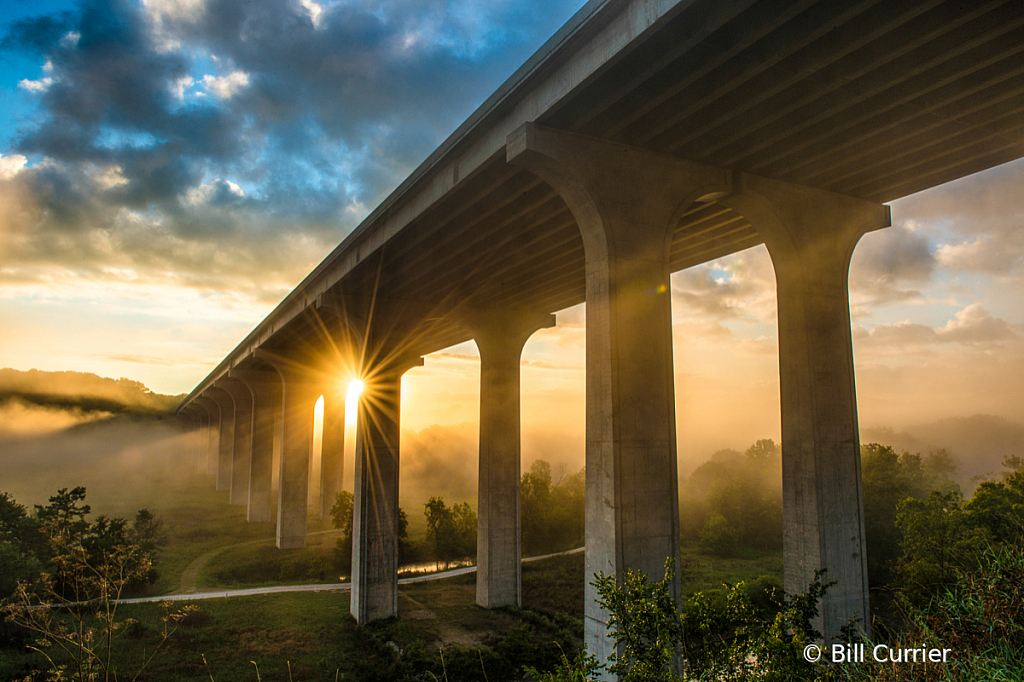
468, 310, 555, 608
719, 172, 890, 642
508, 122, 731, 667
205, 388, 235, 492
350, 356, 423, 624
230, 369, 282, 524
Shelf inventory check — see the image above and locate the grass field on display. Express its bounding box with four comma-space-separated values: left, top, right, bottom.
1, 544, 783, 681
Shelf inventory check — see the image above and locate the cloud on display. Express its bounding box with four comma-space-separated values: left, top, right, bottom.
19, 77, 54, 93
1, 0, 588, 302
0, 154, 27, 179
671, 246, 777, 323
850, 223, 936, 310
856, 304, 1017, 349
893, 158, 1024, 277
201, 70, 249, 99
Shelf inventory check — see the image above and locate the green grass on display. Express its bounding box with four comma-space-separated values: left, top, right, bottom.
1, 545, 784, 681
1, 555, 586, 682
199, 532, 347, 588
677, 540, 784, 599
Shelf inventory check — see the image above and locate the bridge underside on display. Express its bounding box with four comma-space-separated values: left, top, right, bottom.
177, 0, 1024, 668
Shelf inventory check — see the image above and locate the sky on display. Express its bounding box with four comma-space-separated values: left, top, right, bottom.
1, 0, 1023, 472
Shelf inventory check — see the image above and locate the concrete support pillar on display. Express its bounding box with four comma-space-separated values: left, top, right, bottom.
508, 123, 730, 666
720, 173, 890, 641
216, 379, 255, 507
190, 402, 211, 473
351, 357, 422, 624
468, 310, 555, 608
195, 393, 222, 477
177, 408, 199, 469
256, 351, 317, 549
230, 369, 281, 523
206, 388, 235, 493
320, 388, 345, 520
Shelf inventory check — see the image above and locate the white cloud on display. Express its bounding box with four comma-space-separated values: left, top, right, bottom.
184, 178, 245, 206
201, 71, 250, 99
858, 304, 1016, 349
936, 237, 1018, 274
18, 77, 54, 93
170, 75, 194, 100
0, 154, 28, 180
93, 165, 129, 190
298, 0, 326, 28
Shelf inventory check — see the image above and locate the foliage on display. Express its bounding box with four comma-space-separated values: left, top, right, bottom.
550, 561, 826, 682
331, 491, 411, 572
894, 491, 989, 607
423, 496, 476, 568
697, 513, 739, 557
832, 543, 1024, 682
0, 488, 164, 603
1, 488, 187, 681
593, 559, 682, 681
521, 460, 585, 556
680, 440, 783, 551
331, 490, 355, 571
860, 445, 959, 588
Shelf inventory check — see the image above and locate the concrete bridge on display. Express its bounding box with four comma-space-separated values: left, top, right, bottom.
176, 0, 1024, 663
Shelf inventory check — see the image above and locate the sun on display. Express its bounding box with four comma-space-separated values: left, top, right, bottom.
346, 379, 364, 402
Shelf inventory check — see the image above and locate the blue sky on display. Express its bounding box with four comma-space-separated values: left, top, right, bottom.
1, 0, 1022, 458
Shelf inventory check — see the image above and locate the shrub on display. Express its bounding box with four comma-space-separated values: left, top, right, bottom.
698, 513, 738, 557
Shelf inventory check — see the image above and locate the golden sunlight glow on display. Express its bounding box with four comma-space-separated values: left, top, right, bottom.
347, 379, 364, 402
344, 379, 364, 427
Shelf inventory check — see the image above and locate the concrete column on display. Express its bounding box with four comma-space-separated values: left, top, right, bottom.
256, 351, 317, 549
190, 402, 211, 473
216, 379, 255, 507
177, 408, 198, 469
468, 310, 555, 608
194, 395, 221, 479
320, 387, 345, 520
230, 369, 281, 523
351, 357, 422, 624
720, 173, 890, 641
508, 123, 730, 666
206, 388, 235, 493
185, 408, 205, 471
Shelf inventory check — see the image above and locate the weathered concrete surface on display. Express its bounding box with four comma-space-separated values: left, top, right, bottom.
509, 123, 730, 666
206, 388, 235, 493
217, 379, 254, 507
351, 358, 422, 624
470, 310, 555, 608
230, 369, 281, 523
720, 173, 890, 642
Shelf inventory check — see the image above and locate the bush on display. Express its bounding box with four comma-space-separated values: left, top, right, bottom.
698, 513, 738, 557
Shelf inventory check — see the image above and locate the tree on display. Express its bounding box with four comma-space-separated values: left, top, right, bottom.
331, 491, 410, 570
680, 441, 782, 550
521, 460, 585, 555
423, 497, 475, 568
860, 444, 961, 588
1, 488, 186, 681
697, 513, 738, 557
